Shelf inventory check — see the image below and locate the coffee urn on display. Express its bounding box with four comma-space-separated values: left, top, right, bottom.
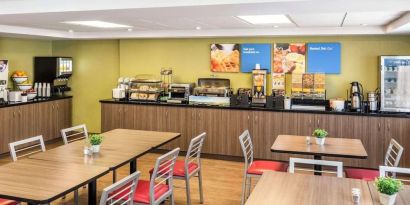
350, 82, 363, 112
367, 91, 378, 113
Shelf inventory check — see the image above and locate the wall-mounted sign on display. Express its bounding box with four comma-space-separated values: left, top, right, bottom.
240, 44, 271, 73
307, 43, 341, 74
272, 43, 306, 74
210, 44, 240, 73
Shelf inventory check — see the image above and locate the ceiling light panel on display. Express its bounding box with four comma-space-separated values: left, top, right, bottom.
63, 21, 132, 28
236, 14, 292, 24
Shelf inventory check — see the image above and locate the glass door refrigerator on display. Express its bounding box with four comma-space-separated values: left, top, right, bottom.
380, 56, 410, 112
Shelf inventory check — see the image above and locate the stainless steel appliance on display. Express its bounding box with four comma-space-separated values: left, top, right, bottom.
349, 81, 364, 112
193, 78, 232, 97
167, 83, 194, 104
34, 57, 73, 95
251, 69, 267, 106
367, 91, 378, 112
380, 56, 410, 112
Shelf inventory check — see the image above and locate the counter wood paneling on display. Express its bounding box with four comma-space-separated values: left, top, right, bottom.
101, 101, 410, 169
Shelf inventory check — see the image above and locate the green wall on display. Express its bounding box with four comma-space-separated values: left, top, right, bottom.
1, 35, 410, 133
52, 40, 119, 133
0, 37, 52, 87
120, 36, 410, 98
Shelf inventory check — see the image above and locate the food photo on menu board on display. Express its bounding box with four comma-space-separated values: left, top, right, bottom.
210, 43, 240, 72
272, 43, 306, 74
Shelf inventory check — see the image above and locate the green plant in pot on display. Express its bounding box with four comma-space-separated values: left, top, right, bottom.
375, 177, 403, 205
88, 134, 103, 153
312, 129, 328, 145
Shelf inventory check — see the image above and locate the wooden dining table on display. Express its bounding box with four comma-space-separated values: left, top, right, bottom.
271, 135, 368, 175
245, 171, 374, 205
0, 129, 180, 205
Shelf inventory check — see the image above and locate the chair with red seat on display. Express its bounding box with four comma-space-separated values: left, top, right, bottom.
149, 133, 206, 205
239, 130, 288, 205
345, 138, 404, 181
135, 148, 180, 205
99, 171, 140, 205
0, 198, 19, 205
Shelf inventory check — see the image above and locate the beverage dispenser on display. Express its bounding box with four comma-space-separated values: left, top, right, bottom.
34, 57, 72, 96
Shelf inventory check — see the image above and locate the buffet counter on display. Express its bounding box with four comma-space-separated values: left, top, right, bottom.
0, 96, 72, 108
100, 99, 410, 169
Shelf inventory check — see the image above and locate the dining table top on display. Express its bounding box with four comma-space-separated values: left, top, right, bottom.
0, 158, 109, 204
29, 129, 181, 170
271, 135, 368, 158
245, 171, 374, 205
368, 182, 410, 205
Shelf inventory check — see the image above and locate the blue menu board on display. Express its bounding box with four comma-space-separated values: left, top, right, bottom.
307, 43, 341, 74
240, 44, 271, 73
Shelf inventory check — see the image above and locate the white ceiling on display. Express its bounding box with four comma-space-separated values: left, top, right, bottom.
0, 0, 409, 39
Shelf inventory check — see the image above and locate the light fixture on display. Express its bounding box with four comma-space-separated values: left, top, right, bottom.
127, 28, 133, 32
195, 26, 202, 30
360, 23, 368, 26
237, 15, 291, 25
68, 29, 74, 33
63, 21, 132, 28
273, 25, 279, 28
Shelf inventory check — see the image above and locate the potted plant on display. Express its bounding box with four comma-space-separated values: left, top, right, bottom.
88, 134, 103, 153
312, 129, 328, 145
375, 177, 403, 205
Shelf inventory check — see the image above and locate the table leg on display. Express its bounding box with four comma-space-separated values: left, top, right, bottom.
314, 155, 322, 176
130, 158, 137, 174
88, 179, 97, 205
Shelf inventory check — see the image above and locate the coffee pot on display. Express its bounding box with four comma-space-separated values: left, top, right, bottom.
350, 82, 364, 112
350, 82, 363, 94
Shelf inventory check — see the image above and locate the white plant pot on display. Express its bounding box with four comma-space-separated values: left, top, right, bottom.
379, 193, 397, 205
315, 137, 326, 145
92, 145, 101, 153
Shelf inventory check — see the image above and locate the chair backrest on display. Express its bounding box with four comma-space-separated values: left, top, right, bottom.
61, 124, 88, 145
379, 166, 410, 184
150, 148, 180, 204
239, 130, 253, 170
384, 139, 404, 167
99, 171, 140, 205
185, 132, 206, 171
9, 135, 46, 162
289, 157, 343, 178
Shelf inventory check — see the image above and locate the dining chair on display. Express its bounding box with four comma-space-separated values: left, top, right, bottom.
379, 166, 410, 183
99, 171, 141, 205
289, 157, 344, 177
345, 138, 404, 181
0, 198, 20, 205
9, 135, 46, 162
60, 124, 88, 145
239, 130, 288, 205
114, 148, 180, 205
150, 132, 206, 205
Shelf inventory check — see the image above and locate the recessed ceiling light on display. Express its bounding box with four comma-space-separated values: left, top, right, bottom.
237, 15, 291, 25
68, 29, 74, 33
196, 26, 202, 30
360, 23, 368, 26
273, 25, 279, 28
127, 28, 133, 32
63, 21, 132, 28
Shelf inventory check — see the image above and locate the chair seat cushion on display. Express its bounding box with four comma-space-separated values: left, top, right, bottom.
112, 180, 169, 204
345, 168, 380, 181
134, 180, 169, 204
149, 160, 199, 177
247, 160, 288, 175
0, 198, 19, 205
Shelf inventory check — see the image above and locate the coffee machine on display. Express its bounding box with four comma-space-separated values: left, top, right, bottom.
0, 60, 9, 103
251, 67, 268, 106
349, 81, 364, 112
34, 57, 73, 96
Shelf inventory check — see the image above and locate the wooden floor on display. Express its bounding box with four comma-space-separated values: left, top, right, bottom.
0, 140, 245, 205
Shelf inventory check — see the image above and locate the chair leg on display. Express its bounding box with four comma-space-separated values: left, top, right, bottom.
170, 193, 175, 205
185, 176, 191, 205
240, 174, 248, 205
198, 170, 204, 204
247, 177, 252, 198
74, 190, 79, 205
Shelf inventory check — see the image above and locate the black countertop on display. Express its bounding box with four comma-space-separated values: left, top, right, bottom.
100, 99, 410, 118
0, 96, 72, 108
